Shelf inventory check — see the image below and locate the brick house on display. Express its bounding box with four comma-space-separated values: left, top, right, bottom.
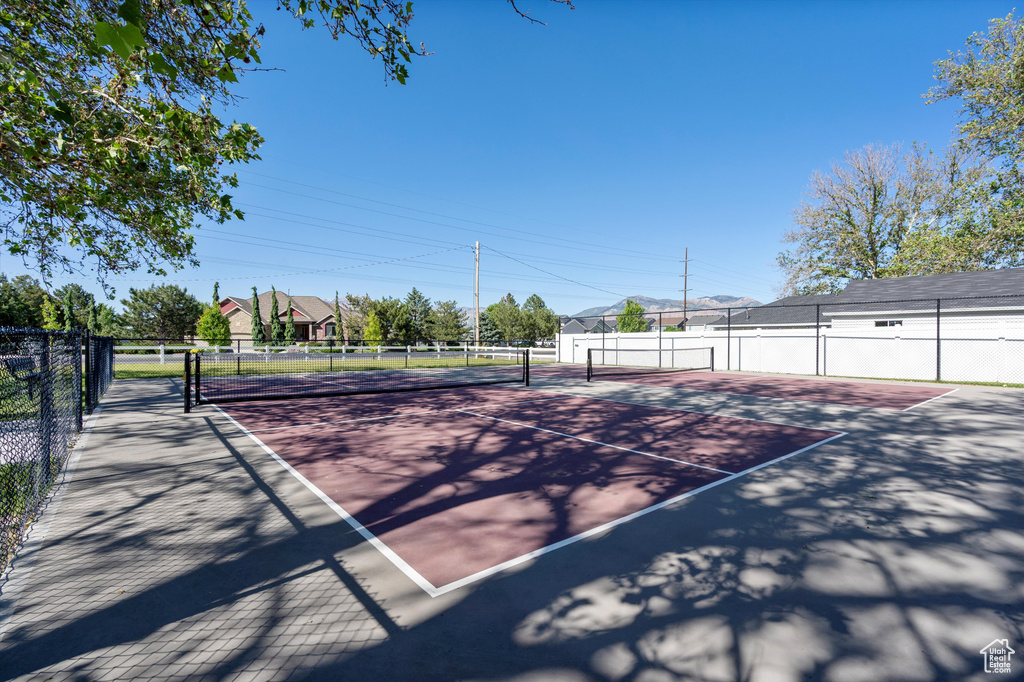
220, 291, 343, 342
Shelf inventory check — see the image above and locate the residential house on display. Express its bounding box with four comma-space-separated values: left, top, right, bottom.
221, 291, 342, 343
714, 294, 837, 330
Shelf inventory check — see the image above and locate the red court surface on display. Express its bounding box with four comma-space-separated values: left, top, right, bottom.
220, 385, 841, 595
532, 363, 956, 410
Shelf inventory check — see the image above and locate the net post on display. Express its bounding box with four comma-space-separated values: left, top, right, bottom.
710, 346, 715, 372
587, 348, 593, 382
524, 349, 530, 386
194, 351, 201, 406
184, 351, 191, 413
726, 307, 732, 370
83, 329, 92, 412
936, 298, 941, 382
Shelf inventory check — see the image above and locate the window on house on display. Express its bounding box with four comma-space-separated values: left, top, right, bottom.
874, 320, 903, 327
325, 323, 336, 337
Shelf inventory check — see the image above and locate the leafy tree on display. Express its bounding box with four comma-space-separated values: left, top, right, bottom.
87, 302, 98, 333
371, 296, 403, 342
41, 297, 62, 330
119, 284, 204, 339
0, 275, 33, 327
924, 12, 1024, 271
250, 286, 266, 343
344, 293, 375, 340
196, 305, 231, 347
429, 300, 468, 343
0, 1, 426, 287
95, 305, 119, 336
284, 296, 297, 344
363, 311, 383, 344
54, 283, 93, 329
522, 294, 557, 345
488, 293, 526, 343
333, 292, 343, 341
617, 299, 648, 333
476, 309, 501, 345
4, 275, 52, 328
268, 287, 284, 343
776, 143, 990, 294
403, 287, 432, 341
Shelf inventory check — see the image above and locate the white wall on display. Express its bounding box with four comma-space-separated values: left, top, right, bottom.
558, 318, 1024, 384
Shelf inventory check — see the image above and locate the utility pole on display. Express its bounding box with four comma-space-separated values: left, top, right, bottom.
680, 247, 690, 331
474, 241, 480, 347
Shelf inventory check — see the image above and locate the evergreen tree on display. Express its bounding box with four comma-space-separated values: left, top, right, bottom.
284, 296, 297, 344
269, 287, 284, 343
477, 310, 501, 345
87, 297, 98, 333
63, 291, 74, 331
251, 287, 266, 343
53, 283, 94, 329
197, 306, 232, 347
213, 282, 220, 305
119, 284, 204, 338
0, 275, 33, 327
617, 299, 648, 333
404, 287, 432, 341
41, 297, 62, 330
429, 300, 468, 342
6, 276, 52, 328
522, 294, 557, 345
488, 294, 525, 344
333, 292, 343, 342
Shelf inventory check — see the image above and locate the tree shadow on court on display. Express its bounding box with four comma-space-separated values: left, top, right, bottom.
1, 379, 1022, 681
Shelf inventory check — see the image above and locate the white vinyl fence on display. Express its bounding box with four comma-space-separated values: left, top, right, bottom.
558, 325, 1024, 385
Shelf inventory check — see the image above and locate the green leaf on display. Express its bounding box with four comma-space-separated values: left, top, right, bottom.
94, 21, 146, 60
215, 65, 238, 83
147, 53, 178, 79
117, 0, 144, 28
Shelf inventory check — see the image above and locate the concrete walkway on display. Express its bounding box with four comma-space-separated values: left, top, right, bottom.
1, 376, 1022, 681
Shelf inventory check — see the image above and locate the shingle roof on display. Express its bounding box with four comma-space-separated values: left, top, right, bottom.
724, 294, 836, 327
837, 268, 1024, 302
222, 292, 340, 324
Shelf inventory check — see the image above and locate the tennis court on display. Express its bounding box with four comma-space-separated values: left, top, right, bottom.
218, 384, 842, 595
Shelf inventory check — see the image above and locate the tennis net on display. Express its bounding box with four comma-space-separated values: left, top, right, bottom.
587, 347, 714, 381
184, 349, 529, 410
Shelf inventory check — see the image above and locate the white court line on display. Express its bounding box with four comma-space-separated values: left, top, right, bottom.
246, 396, 572, 433
213, 405, 440, 596
901, 387, 959, 412
435, 431, 847, 595
215, 402, 846, 599
653, 372, 960, 400
456, 409, 736, 475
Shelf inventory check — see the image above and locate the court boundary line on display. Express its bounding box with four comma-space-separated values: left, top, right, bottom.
212, 405, 439, 596
901, 387, 959, 411
246, 396, 573, 433
213, 393, 846, 598
591, 370, 958, 409
456, 409, 736, 475
435, 431, 847, 595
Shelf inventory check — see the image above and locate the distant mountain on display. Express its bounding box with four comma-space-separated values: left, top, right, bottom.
572, 295, 761, 318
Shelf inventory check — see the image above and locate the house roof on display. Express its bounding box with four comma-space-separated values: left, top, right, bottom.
832, 268, 1024, 314
722, 294, 836, 327
221, 292, 341, 324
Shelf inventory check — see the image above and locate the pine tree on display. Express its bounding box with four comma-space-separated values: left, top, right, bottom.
87, 297, 98, 333
251, 287, 266, 343
213, 282, 220, 305
269, 286, 284, 343
333, 292, 343, 342
63, 291, 74, 331
284, 296, 297, 344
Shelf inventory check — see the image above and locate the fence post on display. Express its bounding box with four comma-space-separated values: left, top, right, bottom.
194, 351, 201, 406
83, 329, 93, 411
74, 332, 83, 432
159, 342, 165, 365
815, 304, 820, 376
38, 340, 52, 487
936, 298, 942, 382
726, 308, 732, 371
184, 351, 191, 413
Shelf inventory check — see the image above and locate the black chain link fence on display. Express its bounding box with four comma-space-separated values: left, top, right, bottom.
1, 328, 115, 575
559, 294, 1024, 385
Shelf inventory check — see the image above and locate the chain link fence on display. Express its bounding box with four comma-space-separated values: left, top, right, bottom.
1, 328, 115, 575
558, 294, 1024, 385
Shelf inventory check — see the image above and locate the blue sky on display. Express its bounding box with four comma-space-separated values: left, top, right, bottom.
7, 0, 1017, 314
